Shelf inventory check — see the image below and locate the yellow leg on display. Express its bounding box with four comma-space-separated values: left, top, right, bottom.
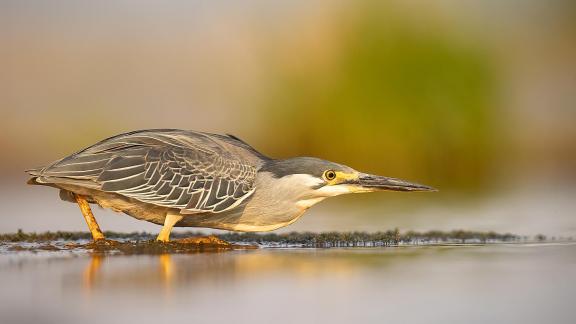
74, 194, 105, 241
157, 213, 183, 242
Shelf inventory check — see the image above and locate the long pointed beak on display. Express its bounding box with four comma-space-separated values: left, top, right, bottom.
353, 173, 437, 192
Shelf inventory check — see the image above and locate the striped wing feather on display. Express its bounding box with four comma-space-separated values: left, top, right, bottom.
33, 130, 259, 214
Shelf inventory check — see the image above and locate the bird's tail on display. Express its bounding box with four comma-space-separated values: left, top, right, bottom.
25, 167, 45, 185
26, 167, 43, 176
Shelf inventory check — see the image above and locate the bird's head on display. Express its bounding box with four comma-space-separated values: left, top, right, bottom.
260, 157, 436, 209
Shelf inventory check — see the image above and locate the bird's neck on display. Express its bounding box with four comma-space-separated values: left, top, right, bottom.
239, 172, 324, 230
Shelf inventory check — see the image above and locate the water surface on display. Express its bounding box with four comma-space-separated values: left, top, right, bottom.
1, 244, 574, 324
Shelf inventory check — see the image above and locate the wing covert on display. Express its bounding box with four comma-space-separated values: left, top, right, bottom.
97, 147, 256, 214
98, 147, 256, 214
30, 129, 263, 214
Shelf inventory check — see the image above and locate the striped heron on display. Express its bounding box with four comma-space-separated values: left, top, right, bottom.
27, 129, 435, 243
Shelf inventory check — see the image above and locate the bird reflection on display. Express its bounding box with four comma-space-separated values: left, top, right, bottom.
80, 249, 382, 296
82, 254, 103, 293
82, 253, 184, 295
159, 254, 174, 296
81, 250, 238, 295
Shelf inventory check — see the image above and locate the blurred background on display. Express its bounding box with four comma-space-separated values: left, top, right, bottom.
1, 0, 575, 237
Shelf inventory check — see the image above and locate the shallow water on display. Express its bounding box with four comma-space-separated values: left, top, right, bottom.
1, 244, 575, 324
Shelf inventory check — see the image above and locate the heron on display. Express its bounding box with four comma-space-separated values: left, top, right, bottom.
27, 129, 435, 243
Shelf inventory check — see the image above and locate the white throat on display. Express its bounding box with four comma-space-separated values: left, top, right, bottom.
285, 174, 354, 209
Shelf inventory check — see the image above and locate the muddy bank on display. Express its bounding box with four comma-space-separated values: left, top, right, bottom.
0, 229, 566, 255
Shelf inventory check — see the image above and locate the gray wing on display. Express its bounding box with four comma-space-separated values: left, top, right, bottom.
30, 130, 261, 214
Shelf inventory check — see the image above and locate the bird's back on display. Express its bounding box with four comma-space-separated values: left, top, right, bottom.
28, 129, 267, 214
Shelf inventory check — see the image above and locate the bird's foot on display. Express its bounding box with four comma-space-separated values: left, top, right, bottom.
83, 238, 121, 252
159, 235, 258, 250
87, 239, 120, 247
173, 235, 231, 246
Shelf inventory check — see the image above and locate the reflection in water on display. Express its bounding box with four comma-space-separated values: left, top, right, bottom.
158, 254, 173, 295
80, 248, 414, 297
82, 254, 102, 293
81, 249, 370, 295
80, 246, 501, 297
82, 253, 182, 296
3, 244, 574, 324
83, 254, 180, 295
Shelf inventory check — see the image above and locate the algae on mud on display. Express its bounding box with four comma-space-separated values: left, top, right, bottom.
0, 229, 560, 255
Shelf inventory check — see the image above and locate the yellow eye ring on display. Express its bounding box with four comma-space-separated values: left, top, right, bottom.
324, 170, 337, 181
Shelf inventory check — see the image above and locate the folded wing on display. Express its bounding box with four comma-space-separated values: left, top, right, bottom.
30, 130, 259, 214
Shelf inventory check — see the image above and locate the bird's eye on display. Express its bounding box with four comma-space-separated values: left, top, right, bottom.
324, 170, 337, 181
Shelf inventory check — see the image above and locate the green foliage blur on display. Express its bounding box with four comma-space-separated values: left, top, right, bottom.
261, 3, 495, 191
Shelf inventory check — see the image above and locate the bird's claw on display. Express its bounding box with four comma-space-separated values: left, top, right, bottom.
172, 235, 231, 246
90, 239, 120, 247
